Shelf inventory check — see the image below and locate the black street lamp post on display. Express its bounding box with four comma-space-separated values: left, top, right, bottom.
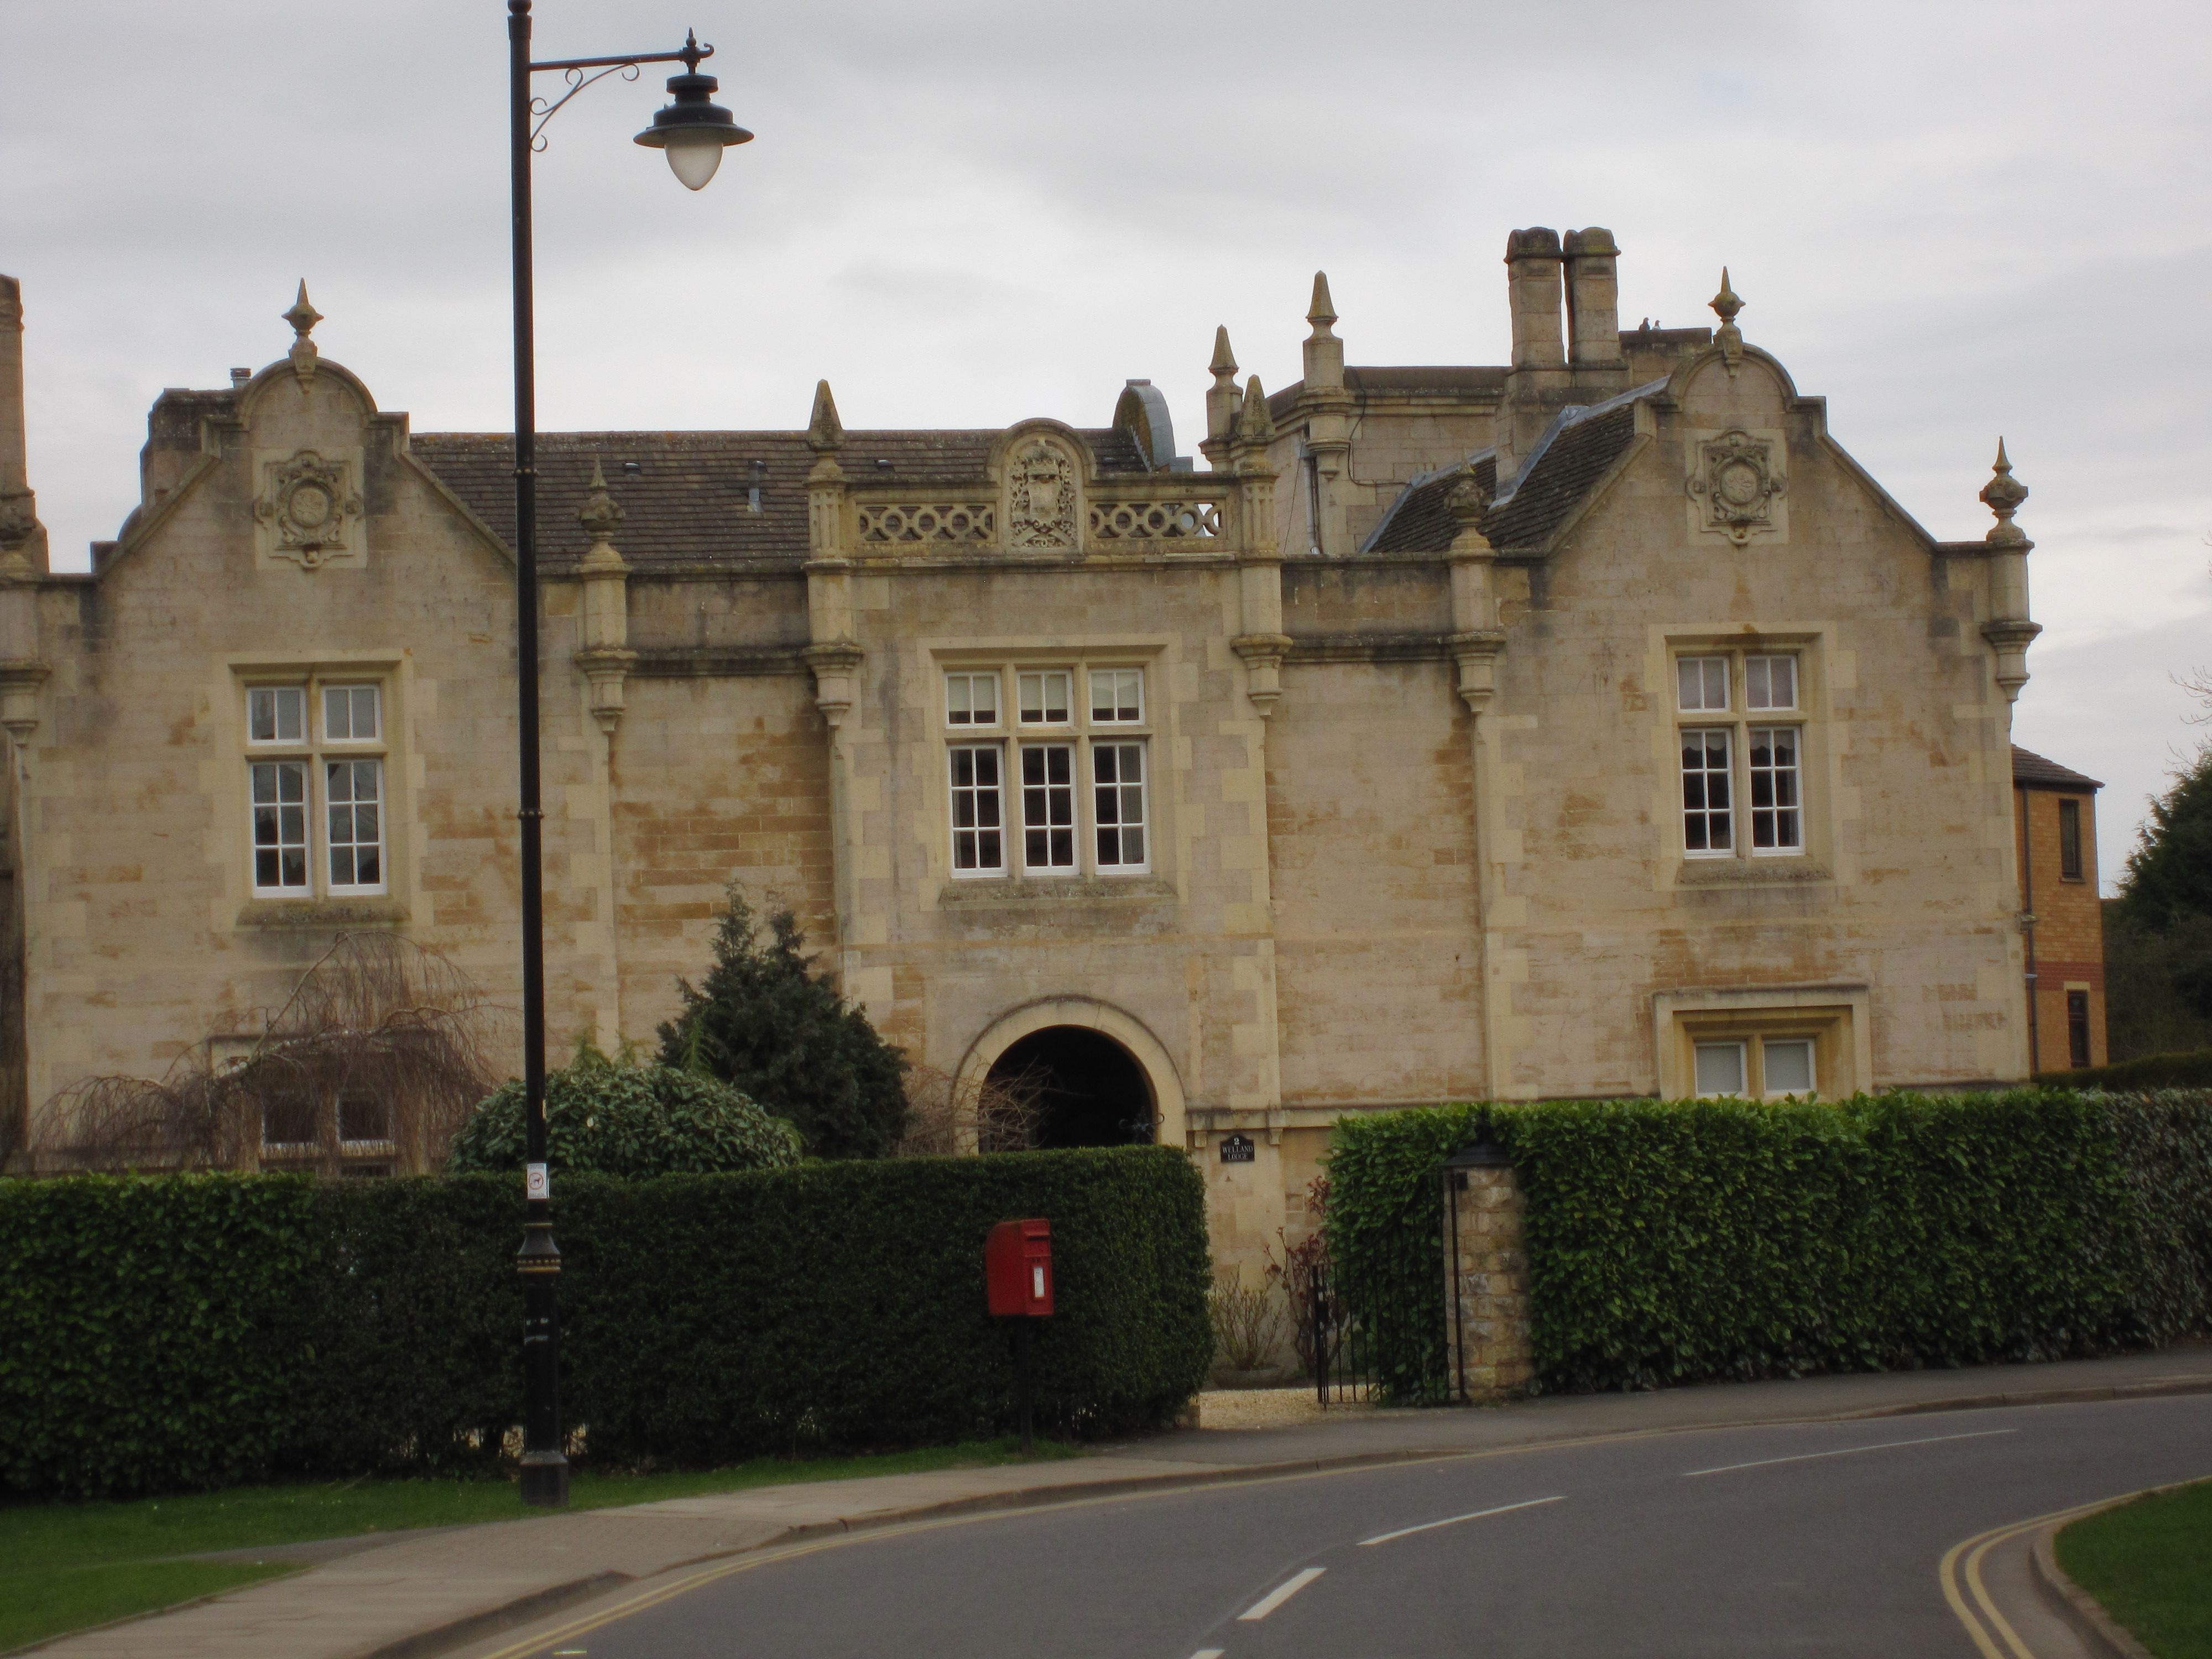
505, 0, 751, 1509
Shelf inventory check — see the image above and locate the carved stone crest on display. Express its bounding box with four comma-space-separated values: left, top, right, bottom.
254, 449, 363, 568
1687, 428, 1785, 544
1004, 438, 1079, 550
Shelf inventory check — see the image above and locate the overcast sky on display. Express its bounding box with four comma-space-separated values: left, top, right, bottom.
3, 0, 2207, 888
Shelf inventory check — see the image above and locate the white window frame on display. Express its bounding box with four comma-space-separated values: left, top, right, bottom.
322, 684, 382, 745
242, 674, 392, 899
250, 759, 312, 895
1681, 727, 1734, 857
1019, 742, 1079, 874
1091, 739, 1150, 872
1088, 667, 1145, 726
944, 671, 1001, 729
1693, 1041, 1747, 1098
948, 743, 1006, 876
1761, 1037, 1817, 1098
1017, 669, 1073, 727
247, 685, 308, 746
324, 757, 387, 894
1747, 724, 1803, 856
1674, 649, 1807, 864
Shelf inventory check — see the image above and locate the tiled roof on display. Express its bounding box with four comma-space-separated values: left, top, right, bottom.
1366, 401, 1641, 556
2012, 745, 2104, 791
410, 427, 1150, 567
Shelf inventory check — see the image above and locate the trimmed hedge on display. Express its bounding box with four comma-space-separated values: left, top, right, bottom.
2036, 1051, 2212, 1091
0, 1147, 1209, 1498
1329, 1091, 2212, 1396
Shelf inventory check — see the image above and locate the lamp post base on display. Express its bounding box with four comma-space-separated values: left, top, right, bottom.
520, 1450, 571, 1507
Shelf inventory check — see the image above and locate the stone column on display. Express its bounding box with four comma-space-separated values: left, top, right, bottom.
1443, 1144, 1534, 1401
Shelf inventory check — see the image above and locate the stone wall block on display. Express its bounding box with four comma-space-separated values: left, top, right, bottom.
1444, 1154, 1535, 1403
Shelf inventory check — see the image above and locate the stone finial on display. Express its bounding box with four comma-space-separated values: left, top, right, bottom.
577, 458, 625, 554
1447, 473, 1492, 536
806, 379, 843, 452
1235, 374, 1275, 445
284, 280, 322, 389
1709, 268, 1744, 377
1306, 272, 1337, 337
1209, 326, 1238, 384
1979, 439, 2031, 548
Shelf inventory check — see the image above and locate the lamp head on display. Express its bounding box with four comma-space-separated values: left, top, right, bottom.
633, 33, 752, 190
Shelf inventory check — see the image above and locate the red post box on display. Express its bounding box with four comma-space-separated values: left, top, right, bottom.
985, 1218, 1053, 1317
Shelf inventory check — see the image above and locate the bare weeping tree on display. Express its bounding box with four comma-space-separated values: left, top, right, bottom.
33, 933, 509, 1176
896, 1060, 1048, 1157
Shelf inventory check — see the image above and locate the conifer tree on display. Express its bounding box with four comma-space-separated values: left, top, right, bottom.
2107, 743, 2212, 1056
656, 886, 908, 1158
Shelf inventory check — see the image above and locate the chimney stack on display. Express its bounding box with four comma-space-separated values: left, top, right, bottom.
1563, 227, 1626, 377
1504, 228, 1566, 369
0, 275, 49, 576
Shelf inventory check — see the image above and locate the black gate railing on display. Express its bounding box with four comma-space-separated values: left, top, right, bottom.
1306, 1179, 1459, 1407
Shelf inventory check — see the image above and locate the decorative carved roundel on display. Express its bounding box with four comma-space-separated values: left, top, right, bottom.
1688, 429, 1785, 545
255, 450, 363, 568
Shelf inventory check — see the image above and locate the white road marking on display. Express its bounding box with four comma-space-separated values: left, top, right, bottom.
1189, 1651, 1226, 1658
1238, 1566, 1327, 1620
1681, 1428, 2017, 1478
1358, 1494, 1567, 1546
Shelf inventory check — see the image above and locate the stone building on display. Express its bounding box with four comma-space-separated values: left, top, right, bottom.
0, 232, 2093, 1264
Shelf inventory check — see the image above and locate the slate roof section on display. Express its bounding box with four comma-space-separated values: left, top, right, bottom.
410, 427, 1150, 567
2012, 745, 2104, 791
1366, 401, 1641, 556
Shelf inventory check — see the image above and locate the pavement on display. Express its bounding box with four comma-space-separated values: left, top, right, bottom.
32, 1342, 2212, 1659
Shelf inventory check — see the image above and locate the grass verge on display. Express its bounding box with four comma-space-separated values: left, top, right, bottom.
2056, 1478, 2212, 1659
0, 1437, 1080, 1654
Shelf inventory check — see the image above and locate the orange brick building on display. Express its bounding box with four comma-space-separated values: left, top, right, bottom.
2013, 746, 2106, 1073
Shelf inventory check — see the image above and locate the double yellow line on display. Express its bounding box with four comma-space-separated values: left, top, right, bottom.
1938, 1497, 2115, 1659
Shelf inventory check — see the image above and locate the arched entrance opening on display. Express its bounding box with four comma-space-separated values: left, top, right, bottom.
987, 1026, 1156, 1148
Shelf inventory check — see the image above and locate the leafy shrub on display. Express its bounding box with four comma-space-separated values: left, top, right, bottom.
1327, 1091, 2212, 1396
0, 1147, 1209, 1498
447, 1046, 800, 1177
658, 888, 908, 1159
2037, 1050, 2212, 1091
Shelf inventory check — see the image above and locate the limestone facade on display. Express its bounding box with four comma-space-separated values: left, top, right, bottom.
0, 232, 2080, 1268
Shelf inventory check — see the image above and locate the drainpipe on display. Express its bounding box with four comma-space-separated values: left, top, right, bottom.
2018, 782, 2039, 1077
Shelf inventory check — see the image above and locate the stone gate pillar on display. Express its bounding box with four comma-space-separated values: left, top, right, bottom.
1442, 1138, 1534, 1401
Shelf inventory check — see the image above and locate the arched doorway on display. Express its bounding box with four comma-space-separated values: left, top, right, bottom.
987, 1026, 1157, 1148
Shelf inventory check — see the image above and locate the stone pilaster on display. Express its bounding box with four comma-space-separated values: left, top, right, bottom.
1444, 1148, 1534, 1401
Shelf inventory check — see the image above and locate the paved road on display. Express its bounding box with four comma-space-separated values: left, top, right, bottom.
471, 1394, 2212, 1659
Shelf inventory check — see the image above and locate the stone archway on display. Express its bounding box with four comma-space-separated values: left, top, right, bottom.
954, 998, 1187, 1151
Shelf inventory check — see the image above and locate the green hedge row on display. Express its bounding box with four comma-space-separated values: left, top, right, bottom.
1328, 1091, 2212, 1396
0, 1147, 1211, 1499
2036, 1051, 2212, 1091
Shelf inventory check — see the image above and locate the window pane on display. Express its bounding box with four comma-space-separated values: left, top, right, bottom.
1678, 656, 1728, 712
946, 672, 999, 726
2067, 990, 2091, 1067
339, 1094, 393, 1143
1093, 741, 1148, 869
2059, 799, 2083, 880
327, 759, 384, 890
1682, 728, 1731, 853
324, 685, 380, 741
1746, 655, 1797, 711
249, 686, 305, 743
262, 1092, 320, 1147
1021, 744, 1076, 869
1694, 1042, 1745, 1097
950, 745, 1004, 872
1091, 669, 1143, 724
1749, 727, 1802, 852
251, 760, 310, 891
1019, 671, 1070, 724
1764, 1039, 1814, 1095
